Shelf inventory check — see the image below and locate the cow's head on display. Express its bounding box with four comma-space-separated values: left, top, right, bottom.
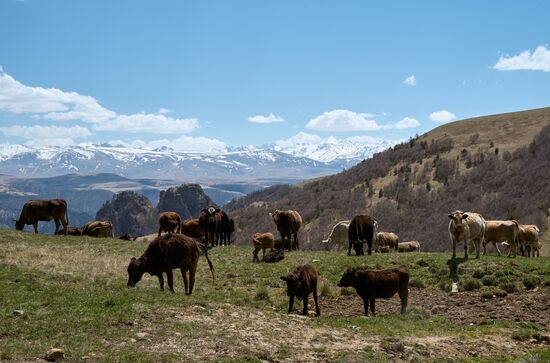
281, 272, 302, 298
448, 211, 469, 232
269, 210, 280, 221
337, 267, 358, 287
14, 220, 24, 231
204, 206, 220, 223
127, 257, 146, 287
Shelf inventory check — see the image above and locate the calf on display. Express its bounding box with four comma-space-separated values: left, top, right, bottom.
180, 218, 204, 239
127, 234, 214, 295
81, 220, 113, 237
158, 212, 182, 237
518, 224, 540, 257
280, 264, 320, 316
337, 266, 409, 316
252, 232, 274, 262
398, 241, 420, 252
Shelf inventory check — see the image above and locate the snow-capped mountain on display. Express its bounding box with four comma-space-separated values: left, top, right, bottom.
0, 137, 393, 181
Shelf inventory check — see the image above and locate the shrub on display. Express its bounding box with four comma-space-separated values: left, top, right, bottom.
511, 328, 533, 342
499, 280, 519, 293
254, 286, 271, 302
472, 269, 486, 279
480, 287, 494, 299
492, 288, 508, 298
409, 278, 426, 289
416, 259, 429, 267
319, 277, 334, 297
481, 274, 497, 286
460, 277, 482, 291
340, 287, 356, 296
439, 280, 451, 292
523, 275, 540, 290
544, 276, 550, 287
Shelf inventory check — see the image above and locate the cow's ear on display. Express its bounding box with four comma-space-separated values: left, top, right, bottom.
280, 276, 288, 281
462, 214, 469, 219
131, 257, 136, 262
447, 214, 453, 219
215, 208, 221, 212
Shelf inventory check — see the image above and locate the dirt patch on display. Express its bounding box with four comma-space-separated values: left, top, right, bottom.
320, 287, 550, 328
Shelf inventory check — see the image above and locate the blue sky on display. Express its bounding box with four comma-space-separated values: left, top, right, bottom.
0, 0, 549, 151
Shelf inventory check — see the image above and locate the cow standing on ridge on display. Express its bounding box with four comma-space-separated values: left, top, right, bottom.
348, 215, 377, 256
15, 199, 69, 235
158, 212, 182, 237
270, 210, 302, 251
199, 206, 222, 246
448, 210, 485, 259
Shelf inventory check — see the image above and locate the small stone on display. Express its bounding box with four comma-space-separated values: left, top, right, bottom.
312, 259, 321, 263
130, 338, 137, 343
44, 348, 64, 362
136, 332, 149, 340
13, 310, 24, 316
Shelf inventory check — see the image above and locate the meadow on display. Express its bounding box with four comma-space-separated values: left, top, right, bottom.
1, 228, 549, 362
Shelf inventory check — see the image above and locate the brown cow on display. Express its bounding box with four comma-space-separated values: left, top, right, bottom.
198, 206, 222, 246
280, 264, 320, 316
337, 266, 409, 316
81, 220, 113, 237
483, 220, 519, 257
348, 215, 377, 256
127, 234, 214, 294
252, 232, 274, 262
15, 199, 69, 235
376, 232, 399, 252
158, 212, 182, 237
448, 210, 485, 259
56, 226, 82, 236
270, 210, 302, 251
219, 212, 235, 246
518, 224, 540, 257
398, 241, 421, 252
180, 218, 204, 239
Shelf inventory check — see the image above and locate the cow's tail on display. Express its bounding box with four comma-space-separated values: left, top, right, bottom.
199, 241, 215, 282
372, 220, 379, 247
511, 220, 520, 255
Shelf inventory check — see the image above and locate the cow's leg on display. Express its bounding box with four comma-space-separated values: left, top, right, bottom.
369, 298, 376, 316
262, 248, 267, 260
494, 242, 502, 256
158, 227, 162, 237
253, 247, 259, 263
188, 262, 197, 295
367, 238, 373, 255
451, 236, 457, 259
181, 268, 189, 294
347, 240, 353, 256
158, 274, 164, 291
463, 239, 469, 260
313, 285, 320, 316
302, 293, 309, 316
33, 222, 39, 234
399, 284, 408, 314
166, 269, 175, 293
363, 298, 369, 316
54, 219, 60, 235
475, 238, 480, 259
288, 294, 295, 314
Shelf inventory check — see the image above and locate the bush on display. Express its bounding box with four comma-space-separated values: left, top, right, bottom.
460, 277, 482, 291
493, 288, 508, 298
340, 287, 356, 296
499, 280, 519, 293
439, 280, 451, 292
480, 287, 495, 299
481, 274, 497, 286
544, 276, 550, 287
319, 277, 334, 297
254, 286, 271, 302
472, 269, 486, 279
409, 278, 426, 289
523, 275, 540, 290
416, 259, 429, 267
511, 328, 534, 342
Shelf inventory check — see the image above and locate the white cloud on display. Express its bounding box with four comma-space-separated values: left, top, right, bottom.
306, 109, 380, 131
403, 75, 416, 86
494, 45, 550, 72
0, 68, 198, 134
94, 113, 199, 134
111, 135, 227, 153
274, 132, 323, 149
429, 110, 456, 123
391, 117, 420, 129
0, 125, 92, 139
248, 113, 285, 123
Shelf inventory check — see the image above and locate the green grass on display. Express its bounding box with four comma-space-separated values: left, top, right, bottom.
0, 227, 549, 362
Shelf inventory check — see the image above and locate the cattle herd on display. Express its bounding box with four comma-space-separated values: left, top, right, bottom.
11, 199, 544, 318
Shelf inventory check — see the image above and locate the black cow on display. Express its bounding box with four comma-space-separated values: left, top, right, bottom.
347, 215, 377, 256
15, 199, 68, 235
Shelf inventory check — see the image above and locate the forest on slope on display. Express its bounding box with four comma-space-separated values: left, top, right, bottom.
226, 107, 550, 252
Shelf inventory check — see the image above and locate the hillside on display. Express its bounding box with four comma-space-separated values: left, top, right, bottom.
226, 107, 550, 252
1, 228, 549, 362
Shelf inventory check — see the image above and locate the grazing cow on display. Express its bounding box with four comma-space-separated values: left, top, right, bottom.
376, 232, 399, 253
252, 232, 274, 262
158, 212, 182, 237
280, 264, 320, 316
518, 224, 540, 257
56, 226, 82, 236
180, 218, 204, 239
347, 215, 377, 256
321, 220, 350, 250
15, 199, 69, 235
81, 220, 113, 237
269, 210, 302, 251
127, 234, 214, 294
397, 241, 421, 252
337, 266, 409, 316
483, 220, 520, 257
448, 211, 485, 259
198, 206, 222, 246
218, 212, 235, 246
119, 234, 138, 241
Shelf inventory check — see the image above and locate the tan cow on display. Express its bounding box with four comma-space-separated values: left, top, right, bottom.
81, 220, 113, 238
252, 232, 274, 262
448, 211, 485, 259
321, 220, 350, 250
376, 232, 399, 252
397, 241, 420, 252
518, 224, 540, 257
483, 220, 519, 257
180, 218, 204, 239
269, 210, 302, 251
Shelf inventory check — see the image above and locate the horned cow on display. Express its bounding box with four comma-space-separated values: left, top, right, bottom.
337, 266, 409, 316
321, 220, 350, 250
127, 233, 214, 295
15, 199, 69, 235
448, 210, 485, 259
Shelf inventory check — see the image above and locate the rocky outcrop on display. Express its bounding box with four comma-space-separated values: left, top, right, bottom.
157, 184, 214, 219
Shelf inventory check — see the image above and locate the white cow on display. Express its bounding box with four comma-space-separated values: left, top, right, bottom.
321, 220, 351, 250
448, 210, 485, 259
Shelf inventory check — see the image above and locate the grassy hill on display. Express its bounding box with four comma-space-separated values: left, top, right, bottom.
226, 107, 550, 252
1, 228, 549, 362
